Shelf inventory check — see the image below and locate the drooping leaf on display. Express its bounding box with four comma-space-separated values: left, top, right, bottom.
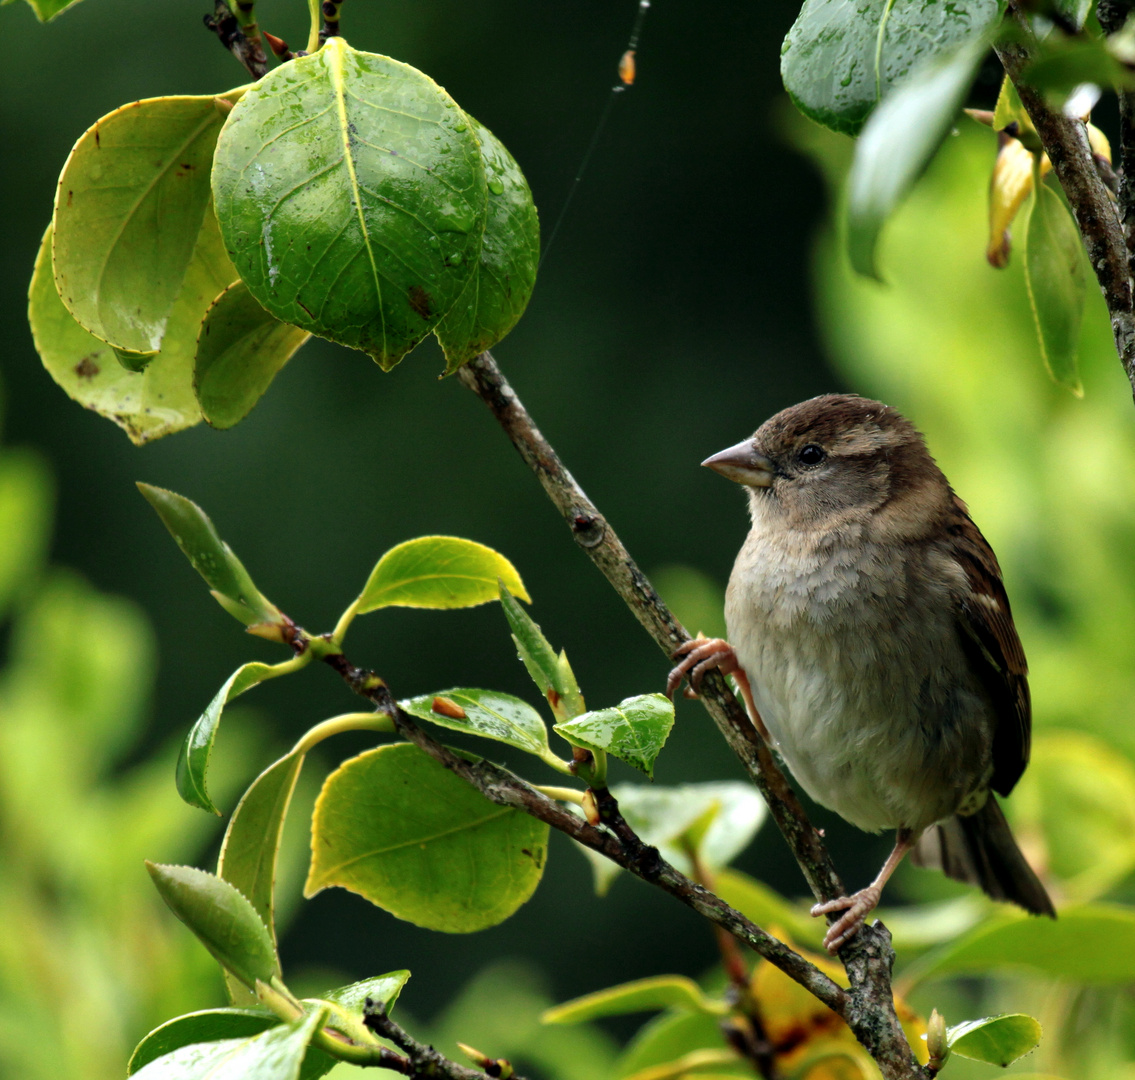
499, 584, 585, 721
52, 93, 237, 354
947, 1013, 1042, 1066
177, 662, 293, 815
130, 1008, 327, 1080
212, 37, 487, 370
129, 1009, 279, 1074
554, 694, 674, 778
848, 39, 987, 278
543, 976, 727, 1025
138, 484, 282, 628
435, 116, 540, 371
145, 863, 280, 989
781, 0, 1002, 136
399, 687, 552, 758
195, 282, 310, 429
306, 743, 548, 932
358, 536, 528, 613
1024, 178, 1086, 393
30, 213, 236, 444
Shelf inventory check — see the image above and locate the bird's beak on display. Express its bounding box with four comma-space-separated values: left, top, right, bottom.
702, 440, 775, 488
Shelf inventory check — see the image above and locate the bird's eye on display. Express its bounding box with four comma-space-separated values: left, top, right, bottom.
798, 444, 825, 466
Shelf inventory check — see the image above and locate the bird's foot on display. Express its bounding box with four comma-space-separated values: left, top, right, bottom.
811, 886, 882, 953
666, 637, 738, 700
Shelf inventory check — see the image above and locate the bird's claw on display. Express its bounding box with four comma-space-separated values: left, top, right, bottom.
811, 886, 882, 953
666, 637, 739, 700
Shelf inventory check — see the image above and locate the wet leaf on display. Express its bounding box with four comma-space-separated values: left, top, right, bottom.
499, 585, 585, 721
129, 1009, 279, 1074
195, 282, 310, 429
358, 535, 528, 612
543, 976, 727, 1025
306, 743, 548, 932
212, 38, 486, 370
554, 694, 674, 778
320, 971, 411, 1015
145, 863, 280, 990
947, 1013, 1042, 1066
399, 687, 551, 758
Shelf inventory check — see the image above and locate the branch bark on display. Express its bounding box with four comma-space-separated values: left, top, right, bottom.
203, 0, 269, 79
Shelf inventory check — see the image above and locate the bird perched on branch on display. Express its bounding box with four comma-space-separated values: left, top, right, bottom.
667, 394, 1055, 952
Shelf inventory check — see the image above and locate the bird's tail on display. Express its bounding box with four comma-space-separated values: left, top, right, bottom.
910, 796, 1056, 917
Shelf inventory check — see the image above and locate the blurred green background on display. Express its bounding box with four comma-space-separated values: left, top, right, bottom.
4, 1, 1135, 1078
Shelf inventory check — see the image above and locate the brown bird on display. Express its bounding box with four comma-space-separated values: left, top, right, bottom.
667, 394, 1055, 951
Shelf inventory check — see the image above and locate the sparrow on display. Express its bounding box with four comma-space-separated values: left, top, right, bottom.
667, 394, 1055, 952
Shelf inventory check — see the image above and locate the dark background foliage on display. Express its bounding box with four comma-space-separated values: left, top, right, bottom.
0, 0, 870, 1026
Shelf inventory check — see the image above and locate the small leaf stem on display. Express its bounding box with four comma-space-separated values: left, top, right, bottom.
227, 0, 265, 53
291, 711, 394, 756
533, 784, 586, 804
307, 0, 322, 52
329, 597, 361, 646
538, 748, 577, 775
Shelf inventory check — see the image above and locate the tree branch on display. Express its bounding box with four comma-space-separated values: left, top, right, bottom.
455, 351, 926, 1078
995, 17, 1135, 401
203, 0, 268, 79
1096, 1, 1135, 262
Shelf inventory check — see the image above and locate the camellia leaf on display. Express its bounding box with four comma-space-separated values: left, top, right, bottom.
145, 863, 280, 990
138, 483, 283, 629
212, 37, 487, 370
194, 282, 310, 429
357, 536, 528, 613
30, 211, 236, 444
947, 1013, 1042, 1066
178, 662, 293, 815
130, 1007, 327, 1080
52, 92, 239, 355
499, 584, 585, 721
1024, 178, 1085, 394
543, 976, 727, 1025
781, 0, 1002, 136
306, 742, 548, 932
399, 688, 552, 759
128, 1009, 279, 1074
847, 39, 987, 279
321, 972, 411, 1015
554, 694, 674, 778
435, 116, 540, 371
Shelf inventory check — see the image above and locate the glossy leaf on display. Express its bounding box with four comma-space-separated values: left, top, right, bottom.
543, 976, 726, 1025
20, 0, 86, 21
947, 1013, 1042, 1065
1024, 178, 1085, 393
30, 213, 237, 444
554, 693, 674, 777
195, 282, 310, 429
138, 483, 282, 628
399, 687, 551, 758
993, 75, 1028, 133
178, 662, 289, 814
130, 1008, 326, 1080
614, 1011, 729, 1080
848, 39, 987, 278
145, 863, 280, 989
306, 742, 548, 932
901, 905, 1135, 986
358, 535, 528, 613
129, 1009, 279, 1074
435, 116, 540, 371
499, 584, 585, 721
53, 93, 235, 354
212, 38, 486, 370
321, 971, 411, 1015
781, 0, 1001, 136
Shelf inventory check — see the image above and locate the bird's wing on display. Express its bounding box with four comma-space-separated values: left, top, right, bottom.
946, 495, 1031, 796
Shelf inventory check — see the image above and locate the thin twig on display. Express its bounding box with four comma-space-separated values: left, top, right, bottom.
203, 0, 268, 78
455, 351, 926, 1079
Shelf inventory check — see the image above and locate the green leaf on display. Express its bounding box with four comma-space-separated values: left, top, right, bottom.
947, 1013, 1042, 1066
543, 976, 727, 1025
177, 661, 291, 814
212, 38, 487, 370
901, 905, 1135, 986
321, 971, 411, 1015
614, 1011, 728, 1080
781, 0, 1002, 136
1024, 178, 1085, 394
435, 116, 540, 371
399, 688, 552, 758
554, 694, 674, 778
19, 0, 85, 21
130, 1008, 326, 1080
52, 93, 236, 354
848, 39, 987, 279
358, 536, 528, 613
0, 450, 52, 619
993, 74, 1027, 132
499, 584, 585, 721
129, 1009, 279, 1074
194, 282, 310, 429
138, 483, 282, 628
145, 863, 280, 989
30, 212, 237, 444
306, 742, 548, 932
